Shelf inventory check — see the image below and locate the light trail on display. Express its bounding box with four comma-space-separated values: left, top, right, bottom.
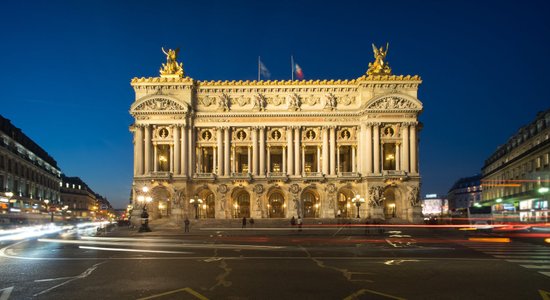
79, 246, 193, 254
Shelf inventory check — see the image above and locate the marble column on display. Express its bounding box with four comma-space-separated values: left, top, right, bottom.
170, 144, 174, 173
153, 144, 158, 172
267, 146, 271, 174
252, 127, 258, 175
294, 127, 301, 176
224, 127, 230, 176
410, 124, 417, 174
336, 146, 340, 174
373, 124, 380, 174
366, 124, 372, 174
352, 145, 356, 173
322, 127, 329, 174
188, 126, 194, 176
197, 147, 202, 173
247, 145, 252, 173
301, 145, 305, 175
358, 125, 363, 174
287, 127, 294, 176
174, 126, 180, 175
317, 146, 321, 173
136, 126, 144, 175
259, 127, 265, 176
402, 123, 410, 172
396, 143, 400, 171
329, 127, 336, 175
231, 146, 236, 174
217, 128, 223, 175
181, 126, 188, 177
282, 145, 287, 174
213, 146, 217, 174
144, 125, 151, 174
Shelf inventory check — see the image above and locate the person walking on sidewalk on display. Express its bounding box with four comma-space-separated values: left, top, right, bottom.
184, 217, 190, 233
242, 216, 247, 229
249, 217, 254, 228
297, 216, 303, 232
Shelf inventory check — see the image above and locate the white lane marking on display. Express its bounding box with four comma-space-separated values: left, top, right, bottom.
35, 276, 77, 282
0, 286, 13, 300
38, 238, 284, 250
494, 255, 550, 259
506, 259, 550, 263
79, 246, 193, 254
539, 271, 550, 277
520, 265, 550, 269
33, 261, 106, 296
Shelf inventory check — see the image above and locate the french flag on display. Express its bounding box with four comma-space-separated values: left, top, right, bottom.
295, 63, 304, 80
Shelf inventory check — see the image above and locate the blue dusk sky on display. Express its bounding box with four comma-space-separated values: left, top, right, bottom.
1, 0, 549, 209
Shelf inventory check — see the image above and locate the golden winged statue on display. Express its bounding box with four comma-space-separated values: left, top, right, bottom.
367, 42, 392, 76
160, 47, 184, 78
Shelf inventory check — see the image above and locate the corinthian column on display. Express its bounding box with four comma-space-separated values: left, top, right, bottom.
217, 128, 223, 175
329, 126, 336, 175
396, 142, 400, 171
224, 127, 230, 176
402, 123, 410, 172
352, 145, 356, 173
259, 127, 265, 176
136, 125, 144, 175
294, 127, 301, 176
366, 124, 372, 174
322, 127, 329, 174
153, 144, 158, 172
144, 125, 151, 174
181, 126, 188, 177
410, 123, 417, 174
287, 127, 293, 176
373, 124, 380, 174
174, 125, 180, 175
252, 127, 258, 175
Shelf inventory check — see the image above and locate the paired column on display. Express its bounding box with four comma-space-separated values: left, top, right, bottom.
135, 126, 144, 175
247, 145, 252, 173
224, 127, 230, 176
352, 145, 356, 173
365, 124, 372, 174
153, 144, 158, 172
282, 145, 287, 174
259, 127, 265, 176
252, 127, 258, 175
188, 126, 194, 176
267, 146, 271, 173
144, 125, 151, 174
329, 126, 336, 175
216, 128, 223, 175
181, 126, 188, 177
213, 146, 217, 174
322, 127, 329, 174
373, 124, 380, 174
336, 146, 340, 174
395, 143, 400, 171
287, 127, 294, 176
402, 123, 410, 172
317, 146, 321, 173
410, 124, 417, 174
173, 126, 180, 174
294, 127, 301, 176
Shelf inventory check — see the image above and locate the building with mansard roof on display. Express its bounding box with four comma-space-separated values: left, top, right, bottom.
129, 45, 423, 222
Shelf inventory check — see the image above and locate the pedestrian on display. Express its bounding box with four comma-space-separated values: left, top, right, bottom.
249, 217, 254, 227
242, 216, 247, 228
184, 217, 190, 233
297, 216, 302, 232
290, 216, 296, 226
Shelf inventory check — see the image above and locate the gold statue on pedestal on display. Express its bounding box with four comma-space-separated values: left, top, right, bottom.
367, 43, 392, 76
160, 47, 184, 78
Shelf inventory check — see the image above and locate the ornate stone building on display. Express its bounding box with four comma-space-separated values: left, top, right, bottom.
129, 45, 423, 222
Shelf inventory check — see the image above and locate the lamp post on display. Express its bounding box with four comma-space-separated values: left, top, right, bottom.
138, 186, 152, 232
351, 194, 365, 218
189, 197, 203, 219
43, 199, 54, 222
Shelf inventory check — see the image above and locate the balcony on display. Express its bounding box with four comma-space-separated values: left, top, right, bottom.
382, 170, 407, 176
267, 172, 288, 181
338, 172, 360, 178
194, 173, 217, 180
302, 172, 324, 178
149, 171, 172, 179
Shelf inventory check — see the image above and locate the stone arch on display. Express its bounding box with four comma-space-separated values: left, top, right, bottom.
149, 183, 174, 219
300, 188, 320, 218
197, 189, 215, 218
231, 187, 251, 218
383, 186, 405, 219
266, 187, 286, 218
336, 187, 356, 218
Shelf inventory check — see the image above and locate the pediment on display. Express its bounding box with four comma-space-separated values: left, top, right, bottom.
365, 94, 422, 111
131, 96, 187, 114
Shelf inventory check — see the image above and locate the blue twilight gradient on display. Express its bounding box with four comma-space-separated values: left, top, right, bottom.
0, 0, 548, 208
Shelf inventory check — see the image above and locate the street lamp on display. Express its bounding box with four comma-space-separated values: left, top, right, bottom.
351, 194, 365, 218
138, 186, 152, 232
43, 199, 54, 222
189, 197, 203, 219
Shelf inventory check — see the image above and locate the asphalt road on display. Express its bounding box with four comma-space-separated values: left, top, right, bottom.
0, 225, 549, 300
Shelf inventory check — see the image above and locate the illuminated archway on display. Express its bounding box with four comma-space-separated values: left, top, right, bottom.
337, 188, 355, 218
268, 190, 286, 218
198, 189, 215, 218
233, 190, 250, 218
301, 189, 320, 218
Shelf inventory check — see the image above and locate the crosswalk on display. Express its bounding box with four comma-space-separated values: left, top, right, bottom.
462, 240, 550, 278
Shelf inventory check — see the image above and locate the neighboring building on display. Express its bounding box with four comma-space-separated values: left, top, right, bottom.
129, 45, 424, 221
60, 175, 113, 220
481, 109, 550, 222
421, 194, 448, 216
0, 115, 61, 218
447, 175, 482, 212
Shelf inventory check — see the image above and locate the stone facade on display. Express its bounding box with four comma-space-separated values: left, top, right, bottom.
129, 49, 423, 222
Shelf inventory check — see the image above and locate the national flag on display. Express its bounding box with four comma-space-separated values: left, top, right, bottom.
294, 63, 304, 80
259, 59, 271, 79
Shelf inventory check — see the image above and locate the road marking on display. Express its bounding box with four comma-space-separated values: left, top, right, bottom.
540, 289, 550, 300
137, 287, 208, 300
520, 265, 550, 269
0, 286, 13, 300
343, 288, 406, 300
33, 261, 106, 296
539, 272, 550, 278
384, 259, 420, 265
507, 259, 550, 264
79, 246, 193, 254
494, 255, 550, 259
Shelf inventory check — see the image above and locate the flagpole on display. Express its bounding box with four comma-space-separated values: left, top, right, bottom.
291, 55, 294, 80
258, 56, 260, 81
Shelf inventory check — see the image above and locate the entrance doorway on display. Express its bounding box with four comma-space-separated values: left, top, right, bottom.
234, 190, 250, 218
301, 189, 319, 218
268, 191, 285, 218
